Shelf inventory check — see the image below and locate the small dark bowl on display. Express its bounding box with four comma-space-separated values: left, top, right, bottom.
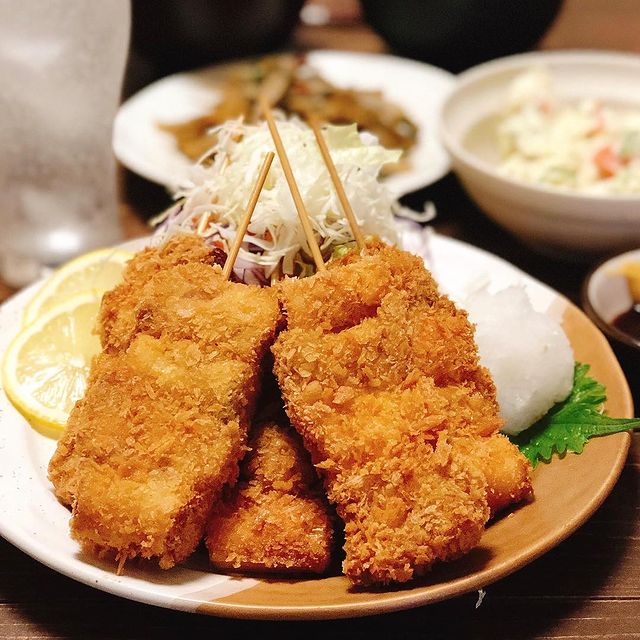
361, 0, 562, 73
129, 0, 304, 76
582, 249, 640, 365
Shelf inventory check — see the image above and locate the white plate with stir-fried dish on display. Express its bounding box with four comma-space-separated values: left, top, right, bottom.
0, 224, 633, 620
113, 51, 455, 196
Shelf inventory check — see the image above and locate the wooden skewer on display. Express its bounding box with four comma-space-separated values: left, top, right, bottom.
116, 552, 127, 576
307, 114, 366, 251
196, 210, 211, 236
259, 95, 326, 272
222, 151, 275, 280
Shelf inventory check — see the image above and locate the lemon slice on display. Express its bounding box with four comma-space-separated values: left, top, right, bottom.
2, 291, 103, 437
23, 248, 132, 325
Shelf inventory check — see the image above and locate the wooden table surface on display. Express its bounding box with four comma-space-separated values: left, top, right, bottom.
2, 1, 640, 638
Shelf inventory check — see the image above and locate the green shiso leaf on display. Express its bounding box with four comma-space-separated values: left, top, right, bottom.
510, 362, 640, 467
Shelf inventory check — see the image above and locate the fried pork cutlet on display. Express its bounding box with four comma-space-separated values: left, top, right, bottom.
272, 242, 532, 586
48, 235, 281, 570
206, 419, 334, 574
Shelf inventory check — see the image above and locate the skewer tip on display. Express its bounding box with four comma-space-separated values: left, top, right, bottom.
307, 115, 366, 251
221, 151, 275, 280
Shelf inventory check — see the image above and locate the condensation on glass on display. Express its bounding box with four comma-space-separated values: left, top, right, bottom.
0, 1, 129, 287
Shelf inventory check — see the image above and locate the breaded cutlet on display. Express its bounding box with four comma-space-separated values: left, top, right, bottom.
272, 241, 532, 585
48, 235, 281, 570
206, 419, 334, 574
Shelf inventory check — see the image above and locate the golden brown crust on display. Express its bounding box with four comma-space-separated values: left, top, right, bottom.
455, 433, 534, 517
273, 242, 532, 586
48, 235, 281, 569
99, 234, 218, 354
206, 421, 334, 574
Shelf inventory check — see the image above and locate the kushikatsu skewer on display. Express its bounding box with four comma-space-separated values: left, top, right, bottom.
48, 160, 282, 572
259, 95, 326, 272
273, 241, 533, 586
208, 150, 336, 576
206, 416, 335, 575
222, 151, 275, 280
269, 118, 532, 586
307, 114, 366, 251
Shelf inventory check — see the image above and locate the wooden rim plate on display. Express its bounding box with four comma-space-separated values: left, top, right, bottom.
0, 230, 632, 620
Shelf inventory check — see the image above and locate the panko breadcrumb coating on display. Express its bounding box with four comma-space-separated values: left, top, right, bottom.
48, 235, 280, 570
272, 241, 532, 586
206, 419, 334, 574
455, 432, 532, 517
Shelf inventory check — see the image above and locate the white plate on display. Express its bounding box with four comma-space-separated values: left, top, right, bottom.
0, 228, 631, 619
113, 51, 455, 196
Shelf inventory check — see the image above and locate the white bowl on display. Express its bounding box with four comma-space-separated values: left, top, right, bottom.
440, 51, 640, 255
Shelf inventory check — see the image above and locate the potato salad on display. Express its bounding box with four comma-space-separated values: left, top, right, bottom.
497, 67, 640, 194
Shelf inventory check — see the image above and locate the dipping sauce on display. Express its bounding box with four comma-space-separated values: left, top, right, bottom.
612, 260, 640, 342
612, 304, 640, 342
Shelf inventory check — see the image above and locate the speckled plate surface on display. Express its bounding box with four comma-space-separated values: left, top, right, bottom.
0, 230, 632, 620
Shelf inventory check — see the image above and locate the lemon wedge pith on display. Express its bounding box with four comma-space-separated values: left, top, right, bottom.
2, 291, 103, 437
23, 248, 131, 326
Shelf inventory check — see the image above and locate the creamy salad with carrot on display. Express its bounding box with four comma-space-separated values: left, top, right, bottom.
497, 67, 640, 194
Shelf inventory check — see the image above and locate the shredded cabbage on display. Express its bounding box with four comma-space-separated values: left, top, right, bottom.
155, 118, 406, 282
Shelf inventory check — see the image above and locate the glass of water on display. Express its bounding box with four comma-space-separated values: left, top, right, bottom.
0, 0, 130, 287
